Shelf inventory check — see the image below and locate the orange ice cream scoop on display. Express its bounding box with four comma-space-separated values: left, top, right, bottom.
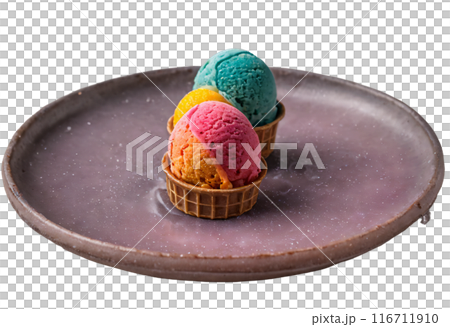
169, 120, 232, 189
173, 88, 231, 125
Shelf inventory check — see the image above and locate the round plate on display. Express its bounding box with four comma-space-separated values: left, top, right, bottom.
2, 67, 444, 282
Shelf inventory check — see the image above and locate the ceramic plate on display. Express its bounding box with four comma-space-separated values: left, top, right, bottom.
2, 67, 444, 282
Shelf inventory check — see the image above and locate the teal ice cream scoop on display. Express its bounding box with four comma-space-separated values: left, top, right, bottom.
193, 49, 278, 127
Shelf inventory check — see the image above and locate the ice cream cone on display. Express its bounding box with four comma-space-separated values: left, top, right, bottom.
162, 152, 267, 219
166, 101, 285, 158
167, 115, 174, 134
254, 102, 285, 158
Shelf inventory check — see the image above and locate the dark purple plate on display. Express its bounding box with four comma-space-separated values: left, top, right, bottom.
2, 67, 444, 282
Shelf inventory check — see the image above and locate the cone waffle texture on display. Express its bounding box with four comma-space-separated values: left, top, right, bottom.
167, 115, 174, 134
166, 102, 285, 158
254, 102, 285, 158
162, 153, 267, 219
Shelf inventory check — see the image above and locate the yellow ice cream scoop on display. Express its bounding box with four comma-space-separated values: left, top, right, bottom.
173, 88, 231, 125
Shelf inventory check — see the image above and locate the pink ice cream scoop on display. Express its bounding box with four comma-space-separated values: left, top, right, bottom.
170, 101, 262, 188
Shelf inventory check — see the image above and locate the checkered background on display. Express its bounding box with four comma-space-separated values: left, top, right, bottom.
0, 0, 449, 309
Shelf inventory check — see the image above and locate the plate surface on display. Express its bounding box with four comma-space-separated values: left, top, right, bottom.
2, 67, 444, 282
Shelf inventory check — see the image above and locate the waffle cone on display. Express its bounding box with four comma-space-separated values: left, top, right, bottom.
167, 115, 174, 135
253, 102, 285, 158
162, 152, 267, 219
166, 102, 285, 158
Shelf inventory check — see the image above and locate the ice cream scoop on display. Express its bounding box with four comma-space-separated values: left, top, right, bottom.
193, 49, 277, 126
169, 101, 262, 188
169, 121, 232, 189
173, 88, 231, 125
